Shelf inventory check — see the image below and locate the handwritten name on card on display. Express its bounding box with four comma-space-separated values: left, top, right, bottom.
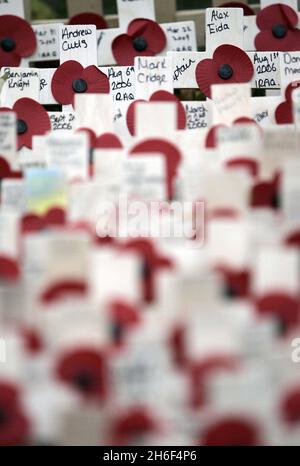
279, 52, 300, 93
0, 67, 40, 107
0, 112, 16, 162
161, 21, 197, 53
46, 133, 89, 181
101, 66, 135, 102
117, 0, 155, 29
168, 52, 207, 89
183, 102, 211, 130
59, 25, 97, 67
205, 8, 243, 53
0, 0, 24, 17
134, 56, 173, 99
30, 24, 59, 63
249, 52, 280, 89
49, 112, 77, 132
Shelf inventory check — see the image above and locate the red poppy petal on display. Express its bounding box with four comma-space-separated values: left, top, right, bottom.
13, 98, 51, 149
255, 293, 300, 330
126, 99, 145, 136
256, 4, 298, 30
275, 100, 293, 124
196, 45, 254, 99
77, 127, 97, 149
225, 158, 259, 177
219, 2, 255, 15
150, 90, 186, 130
95, 133, 123, 149
205, 124, 226, 149
0, 48, 20, 68
0, 15, 36, 58
285, 230, 300, 248
82, 66, 110, 94
201, 417, 259, 446
130, 139, 181, 199
112, 34, 146, 66
0, 256, 20, 282
281, 387, 300, 424
68, 13, 108, 29
40, 280, 88, 304
51, 60, 83, 105
127, 18, 166, 54
21, 214, 44, 233
43, 207, 66, 226
255, 29, 300, 52
284, 81, 300, 100
0, 157, 12, 178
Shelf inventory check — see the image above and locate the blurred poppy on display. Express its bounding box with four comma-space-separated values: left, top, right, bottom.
0, 381, 30, 446
201, 416, 259, 446
68, 12, 108, 29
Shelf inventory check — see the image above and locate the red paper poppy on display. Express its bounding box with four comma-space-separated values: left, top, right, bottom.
196, 45, 254, 99
220, 2, 255, 15
21, 207, 66, 234
126, 90, 186, 136
109, 300, 140, 345
0, 157, 22, 180
68, 12, 108, 29
216, 266, 251, 298
201, 416, 259, 446
20, 327, 44, 354
0, 256, 20, 282
40, 279, 88, 304
51, 60, 110, 106
285, 230, 300, 248
112, 18, 166, 66
130, 139, 181, 199
77, 128, 123, 150
0, 15, 37, 68
111, 408, 157, 445
56, 347, 107, 401
190, 355, 237, 409
255, 293, 300, 334
255, 4, 300, 52
0, 381, 30, 446
121, 238, 173, 303
169, 325, 187, 369
281, 386, 300, 424
251, 172, 281, 209
0, 98, 51, 150
275, 82, 300, 124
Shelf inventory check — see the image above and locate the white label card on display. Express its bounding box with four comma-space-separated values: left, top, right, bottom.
249, 52, 280, 90
49, 112, 77, 132
0, 0, 24, 17
135, 102, 177, 138
59, 25, 97, 67
0, 211, 19, 258
46, 133, 89, 181
0, 67, 40, 107
75, 94, 114, 134
124, 156, 167, 201
217, 124, 262, 163
183, 101, 212, 130
251, 96, 280, 127
279, 52, 300, 95
39, 68, 56, 105
205, 8, 244, 53
168, 51, 208, 89
1, 180, 26, 214
30, 24, 60, 63
283, 160, 300, 222
161, 21, 197, 53
212, 83, 251, 125
260, 0, 297, 9
116, 0, 155, 29
134, 56, 173, 99
0, 112, 16, 163
97, 28, 120, 67
101, 65, 135, 102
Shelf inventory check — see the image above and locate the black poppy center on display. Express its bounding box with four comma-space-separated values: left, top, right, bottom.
73, 371, 94, 391
218, 64, 234, 80
1, 37, 16, 52
72, 79, 88, 93
0, 408, 8, 426
133, 36, 148, 52
17, 119, 28, 135
272, 23, 287, 39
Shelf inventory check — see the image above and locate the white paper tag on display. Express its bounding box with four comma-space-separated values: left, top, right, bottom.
59, 25, 97, 67
0, 67, 40, 107
183, 101, 212, 130
205, 8, 244, 53
0, 210, 19, 258
243, 16, 258, 52
116, 0, 155, 29
135, 101, 177, 138
260, 0, 297, 9
134, 56, 173, 99
251, 96, 280, 127
217, 123, 262, 163
249, 52, 280, 90
49, 112, 77, 132
168, 51, 208, 89
101, 65, 135, 102
161, 21, 197, 53
279, 52, 300, 95
46, 132, 89, 182
282, 159, 300, 222
29, 24, 60, 63
97, 28, 121, 66
292, 87, 300, 127
39, 68, 56, 105
212, 83, 251, 125
0, 0, 24, 17
0, 111, 16, 164
75, 94, 114, 134
1, 179, 26, 214
124, 155, 167, 201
